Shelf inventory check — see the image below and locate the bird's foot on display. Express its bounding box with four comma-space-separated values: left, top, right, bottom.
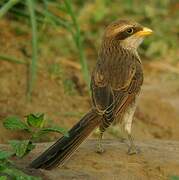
96, 143, 105, 154
127, 145, 140, 155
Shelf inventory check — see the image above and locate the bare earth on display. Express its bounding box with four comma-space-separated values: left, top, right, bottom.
1, 139, 179, 180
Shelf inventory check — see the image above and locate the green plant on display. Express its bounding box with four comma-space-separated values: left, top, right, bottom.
3, 113, 68, 157
0, 113, 68, 179
0, 54, 27, 65
63, 0, 90, 87
170, 176, 179, 180
0, 0, 39, 99
26, 0, 38, 100
0, 150, 41, 179
0, 0, 90, 98
0, 0, 20, 18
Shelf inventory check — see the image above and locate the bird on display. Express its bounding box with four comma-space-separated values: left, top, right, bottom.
29, 19, 153, 170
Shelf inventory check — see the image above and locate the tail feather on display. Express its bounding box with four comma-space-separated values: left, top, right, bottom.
29, 110, 100, 169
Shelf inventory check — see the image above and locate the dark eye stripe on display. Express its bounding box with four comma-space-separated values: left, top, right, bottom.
115, 26, 143, 40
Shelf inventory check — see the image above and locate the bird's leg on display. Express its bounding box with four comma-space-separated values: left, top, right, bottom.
127, 133, 140, 155
123, 103, 140, 155
96, 131, 105, 154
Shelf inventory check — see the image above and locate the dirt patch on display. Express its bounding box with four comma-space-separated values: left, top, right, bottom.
1, 140, 179, 180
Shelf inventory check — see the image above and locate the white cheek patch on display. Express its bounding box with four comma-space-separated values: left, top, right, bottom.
120, 36, 144, 50
135, 37, 144, 47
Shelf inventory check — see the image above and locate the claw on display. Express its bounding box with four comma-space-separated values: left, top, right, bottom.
127, 134, 141, 155
127, 145, 140, 155
96, 143, 105, 154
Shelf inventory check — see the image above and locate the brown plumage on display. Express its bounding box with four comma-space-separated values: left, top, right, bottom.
29, 19, 152, 169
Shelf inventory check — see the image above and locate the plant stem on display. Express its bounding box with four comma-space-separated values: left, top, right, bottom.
26, 0, 38, 99
64, 0, 90, 89
0, 0, 21, 18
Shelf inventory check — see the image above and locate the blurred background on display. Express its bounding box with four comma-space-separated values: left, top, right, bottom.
0, 0, 179, 143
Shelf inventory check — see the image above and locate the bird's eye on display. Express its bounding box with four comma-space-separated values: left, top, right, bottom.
126, 28, 133, 34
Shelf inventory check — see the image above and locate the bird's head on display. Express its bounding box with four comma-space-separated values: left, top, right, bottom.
103, 19, 153, 51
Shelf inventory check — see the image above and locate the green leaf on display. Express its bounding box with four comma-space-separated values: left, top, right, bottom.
0, 161, 8, 171
3, 116, 29, 131
9, 140, 31, 158
0, 165, 42, 180
0, 151, 14, 160
26, 113, 45, 128
0, 176, 7, 180
31, 130, 48, 140
26, 141, 36, 152
170, 176, 179, 180
40, 127, 69, 137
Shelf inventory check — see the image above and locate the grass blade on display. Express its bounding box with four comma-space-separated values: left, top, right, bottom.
0, 0, 21, 18
64, 0, 90, 89
26, 0, 38, 99
0, 54, 27, 65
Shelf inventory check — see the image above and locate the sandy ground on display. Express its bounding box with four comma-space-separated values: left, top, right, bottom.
1, 140, 179, 180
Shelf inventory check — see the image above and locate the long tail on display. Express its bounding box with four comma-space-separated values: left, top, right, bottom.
28, 110, 100, 169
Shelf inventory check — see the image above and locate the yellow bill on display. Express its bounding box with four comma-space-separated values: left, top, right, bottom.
136, 27, 153, 37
